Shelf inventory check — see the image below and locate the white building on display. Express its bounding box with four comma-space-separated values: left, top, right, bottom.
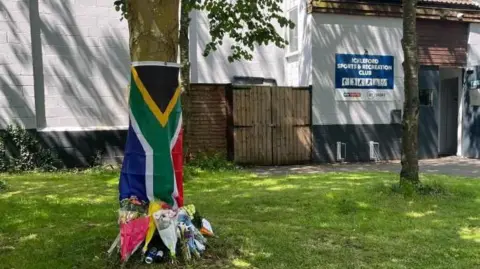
2, 0, 480, 165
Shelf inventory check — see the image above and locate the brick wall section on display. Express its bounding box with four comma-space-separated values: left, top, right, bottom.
185, 84, 228, 156
0, 0, 36, 129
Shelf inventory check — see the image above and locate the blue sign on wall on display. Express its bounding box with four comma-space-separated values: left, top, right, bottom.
335, 54, 394, 90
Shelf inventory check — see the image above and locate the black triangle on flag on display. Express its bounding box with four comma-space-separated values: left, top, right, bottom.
133, 65, 180, 113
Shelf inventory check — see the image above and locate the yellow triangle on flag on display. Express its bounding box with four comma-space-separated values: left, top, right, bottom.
131, 67, 181, 128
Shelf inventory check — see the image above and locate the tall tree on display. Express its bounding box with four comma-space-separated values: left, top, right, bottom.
113, 0, 293, 207
180, 1, 193, 159
400, 0, 420, 187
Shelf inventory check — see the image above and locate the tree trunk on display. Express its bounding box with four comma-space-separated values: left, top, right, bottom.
121, 0, 184, 207
400, 0, 420, 187
127, 0, 179, 62
179, 2, 192, 161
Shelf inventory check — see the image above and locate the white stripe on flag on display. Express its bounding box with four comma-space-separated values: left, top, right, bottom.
130, 109, 155, 202
170, 114, 182, 150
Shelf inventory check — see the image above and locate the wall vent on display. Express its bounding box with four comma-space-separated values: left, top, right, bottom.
336, 141, 346, 162
232, 76, 277, 86
369, 141, 380, 162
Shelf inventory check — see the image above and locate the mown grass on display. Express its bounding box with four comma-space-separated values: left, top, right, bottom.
0, 169, 479, 269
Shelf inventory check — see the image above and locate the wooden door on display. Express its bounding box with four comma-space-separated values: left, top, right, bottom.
232, 86, 272, 165
272, 87, 312, 165
231, 86, 311, 165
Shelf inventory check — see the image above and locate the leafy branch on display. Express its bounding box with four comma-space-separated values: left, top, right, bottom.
114, 0, 294, 62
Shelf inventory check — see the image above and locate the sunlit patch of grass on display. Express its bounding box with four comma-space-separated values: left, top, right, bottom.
0, 190, 22, 198
19, 234, 38, 242
405, 210, 436, 218
1, 170, 480, 268
356, 201, 370, 208
265, 184, 298, 191
459, 227, 480, 242
232, 258, 252, 268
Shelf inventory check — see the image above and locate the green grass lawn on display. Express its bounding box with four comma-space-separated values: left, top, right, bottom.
0, 169, 479, 269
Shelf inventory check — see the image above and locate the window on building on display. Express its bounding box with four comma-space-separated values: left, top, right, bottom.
287, 7, 299, 53
419, 88, 433, 106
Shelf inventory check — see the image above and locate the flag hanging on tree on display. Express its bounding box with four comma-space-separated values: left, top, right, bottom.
119, 62, 184, 208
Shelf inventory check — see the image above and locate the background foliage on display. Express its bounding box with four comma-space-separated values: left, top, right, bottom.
0, 125, 62, 172
113, 0, 294, 62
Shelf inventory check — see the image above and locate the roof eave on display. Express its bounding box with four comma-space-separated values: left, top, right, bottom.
310, 1, 480, 22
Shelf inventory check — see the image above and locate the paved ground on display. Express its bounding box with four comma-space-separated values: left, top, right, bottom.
250, 156, 480, 178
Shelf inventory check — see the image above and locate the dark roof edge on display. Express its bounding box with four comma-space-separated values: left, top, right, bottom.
312, 0, 480, 10
310, 1, 480, 22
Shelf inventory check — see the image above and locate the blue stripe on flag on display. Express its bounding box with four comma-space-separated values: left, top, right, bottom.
119, 123, 148, 202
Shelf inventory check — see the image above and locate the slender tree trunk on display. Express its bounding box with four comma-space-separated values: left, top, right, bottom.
127, 0, 179, 62
400, 0, 420, 187
179, 2, 192, 161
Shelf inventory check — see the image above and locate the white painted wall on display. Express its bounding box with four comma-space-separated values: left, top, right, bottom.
285, 0, 311, 87
190, 10, 287, 85
0, 0, 130, 131
284, 0, 299, 86
38, 0, 130, 129
467, 23, 480, 66
299, 12, 313, 87
311, 14, 404, 125
190, 0, 310, 87
0, 0, 36, 129
0, 0, 306, 131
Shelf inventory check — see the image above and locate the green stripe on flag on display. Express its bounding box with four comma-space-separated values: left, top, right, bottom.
130, 76, 176, 206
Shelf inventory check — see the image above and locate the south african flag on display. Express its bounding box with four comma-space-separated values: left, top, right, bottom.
119, 62, 183, 208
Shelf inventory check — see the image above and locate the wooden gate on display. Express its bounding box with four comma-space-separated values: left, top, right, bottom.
227, 85, 312, 165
